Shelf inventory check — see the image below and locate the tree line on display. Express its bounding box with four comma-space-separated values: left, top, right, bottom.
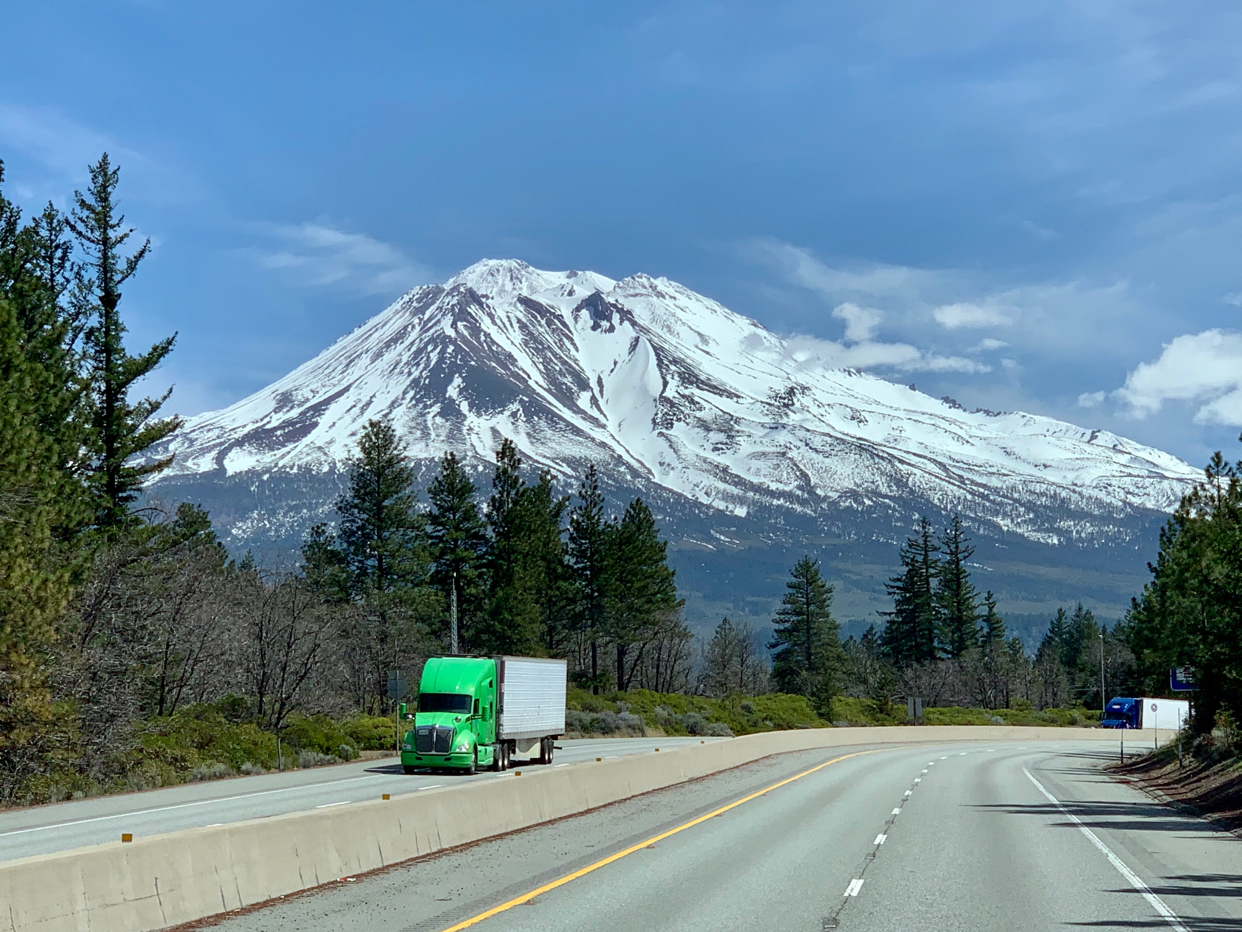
299, 420, 690, 707
1126, 442, 1242, 738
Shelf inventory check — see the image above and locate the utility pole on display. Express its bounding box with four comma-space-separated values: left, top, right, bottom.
1099, 631, 1106, 718
450, 571, 459, 654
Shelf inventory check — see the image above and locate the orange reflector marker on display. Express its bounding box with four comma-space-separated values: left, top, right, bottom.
514, 771, 521, 776
121, 833, 132, 843
382, 793, 390, 800
596, 757, 601, 761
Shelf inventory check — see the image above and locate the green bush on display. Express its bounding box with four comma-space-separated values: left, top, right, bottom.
341, 715, 399, 751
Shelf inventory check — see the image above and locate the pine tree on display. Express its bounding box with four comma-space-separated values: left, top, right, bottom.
0, 166, 79, 800
768, 555, 844, 716
606, 498, 680, 689
936, 516, 980, 657
1035, 608, 1070, 708
335, 419, 428, 597
981, 591, 1006, 644
478, 440, 545, 655
522, 471, 570, 654
1063, 602, 1097, 672
0, 292, 75, 802
68, 154, 180, 530
879, 518, 939, 666
568, 464, 612, 691
426, 452, 487, 645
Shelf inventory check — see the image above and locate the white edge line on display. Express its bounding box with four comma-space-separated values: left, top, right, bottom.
1023, 768, 1189, 932
844, 878, 864, 897
891, 808, 901, 815
314, 801, 350, 809
874, 833, 887, 845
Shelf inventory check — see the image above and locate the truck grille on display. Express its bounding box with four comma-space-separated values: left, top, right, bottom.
414, 726, 453, 754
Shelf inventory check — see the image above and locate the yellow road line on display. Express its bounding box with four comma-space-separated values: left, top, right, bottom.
437, 748, 880, 932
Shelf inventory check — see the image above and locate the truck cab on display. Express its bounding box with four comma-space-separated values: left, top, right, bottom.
1101, 697, 1140, 729
400, 657, 497, 774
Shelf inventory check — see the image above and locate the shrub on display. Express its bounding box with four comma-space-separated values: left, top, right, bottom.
297, 749, 340, 768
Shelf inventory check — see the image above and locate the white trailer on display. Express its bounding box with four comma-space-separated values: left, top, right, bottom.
496, 656, 566, 762
1139, 697, 1189, 731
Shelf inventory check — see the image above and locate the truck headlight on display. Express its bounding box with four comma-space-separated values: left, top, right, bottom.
454, 739, 470, 752
401, 743, 413, 751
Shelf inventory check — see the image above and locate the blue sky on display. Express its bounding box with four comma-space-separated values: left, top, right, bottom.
3, 1, 1242, 467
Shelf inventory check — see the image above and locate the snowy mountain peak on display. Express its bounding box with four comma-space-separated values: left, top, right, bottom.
156, 259, 1200, 547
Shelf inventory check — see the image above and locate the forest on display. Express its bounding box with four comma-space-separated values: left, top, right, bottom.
1, 153, 1235, 806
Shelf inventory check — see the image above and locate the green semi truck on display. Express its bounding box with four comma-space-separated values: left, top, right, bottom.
399, 655, 567, 774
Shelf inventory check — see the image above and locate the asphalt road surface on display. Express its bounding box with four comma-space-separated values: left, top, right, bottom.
200, 740, 1242, 932
0, 736, 719, 862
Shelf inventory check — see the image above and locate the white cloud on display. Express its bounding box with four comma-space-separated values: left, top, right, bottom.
970, 337, 1009, 352
1077, 390, 1106, 408
749, 239, 947, 304
932, 301, 1014, 329
831, 302, 882, 342
1114, 328, 1242, 425
250, 221, 432, 296
1224, 291, 1242, 307
778, 333, 987, 375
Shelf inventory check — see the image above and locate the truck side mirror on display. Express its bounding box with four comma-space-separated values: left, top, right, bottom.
398, 703, 413, 720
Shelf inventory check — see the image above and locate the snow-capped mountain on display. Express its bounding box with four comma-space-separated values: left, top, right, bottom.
157, 259, 1198, 550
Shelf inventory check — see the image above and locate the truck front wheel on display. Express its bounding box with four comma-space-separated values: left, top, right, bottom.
467, 748, 477, 775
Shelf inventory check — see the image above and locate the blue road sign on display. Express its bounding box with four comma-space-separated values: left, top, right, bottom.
1170, 667, 1198, 692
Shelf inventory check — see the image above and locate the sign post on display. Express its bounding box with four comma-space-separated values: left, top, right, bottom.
1152, 702, 1158, 752
388, 670, 408, 757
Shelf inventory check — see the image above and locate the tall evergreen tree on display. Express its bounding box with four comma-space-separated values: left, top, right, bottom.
0, 290, 75, 801
768, 555, 844, 715
68, 154, 180, 530
334, 419, 428, 596
879, 518, 939, 666
1062, 602, 1098, 672
522, 471, 571, 654
0, 165, 81, 800
568, 464, 612, 691
606, 498, 680, 689
936, 515, 980, 657
478, 440, 550, 655
980, 591, 1006, 644
426, 452, 487, 645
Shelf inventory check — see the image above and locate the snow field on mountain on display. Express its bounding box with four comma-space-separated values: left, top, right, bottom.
156, 259, 1201, 543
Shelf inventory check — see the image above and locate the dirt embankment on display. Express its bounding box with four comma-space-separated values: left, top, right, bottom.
1112, 751, 1242, 834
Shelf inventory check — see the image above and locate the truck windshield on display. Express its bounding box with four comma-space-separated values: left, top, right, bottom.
418, 693, 473, 714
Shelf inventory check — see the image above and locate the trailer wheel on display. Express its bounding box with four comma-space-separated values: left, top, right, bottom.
537, 737, 551, 765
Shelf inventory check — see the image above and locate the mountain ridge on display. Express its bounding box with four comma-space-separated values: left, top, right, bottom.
148, 259, 1199, 636
157, 258, 1197, 545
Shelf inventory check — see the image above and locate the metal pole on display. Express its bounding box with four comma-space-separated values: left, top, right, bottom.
1099, 632, 1106, 720
450, 571, 459, 654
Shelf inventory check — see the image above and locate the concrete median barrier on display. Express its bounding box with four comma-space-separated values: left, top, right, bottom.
0, 725, 1143, 932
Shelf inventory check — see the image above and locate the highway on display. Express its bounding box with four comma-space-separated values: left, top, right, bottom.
200, 740, 1242, 932
0, 736, 718, 862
